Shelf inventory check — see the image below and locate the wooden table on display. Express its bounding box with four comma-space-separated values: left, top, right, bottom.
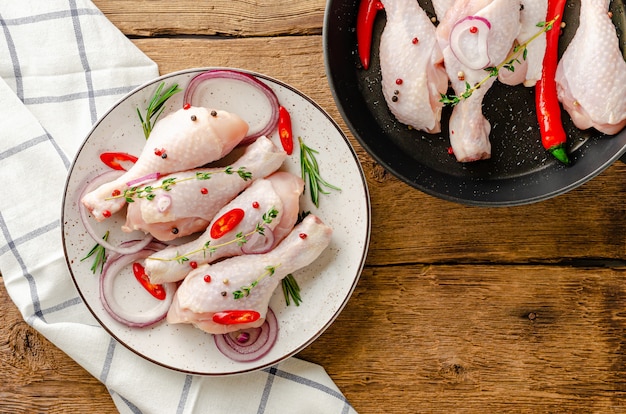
2, 1, 625, 412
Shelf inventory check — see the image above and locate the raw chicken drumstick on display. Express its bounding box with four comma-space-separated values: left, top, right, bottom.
167, 214, 333, 335
82, 106, 248, 221
498, 0, 547, 87
122, 136, 287, 241
379, 0, 449, 133
556, 0, 626, 135
437, 0, 521, 162
432, 0, 456, 22
144, 172, 304, 284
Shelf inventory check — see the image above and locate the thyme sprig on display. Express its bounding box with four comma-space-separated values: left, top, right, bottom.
299, 137, 341, 208
147, 207, 279, 264
105, 167, 252, 202
233, 264, 281, 299
81, 231, 109, 274
137, 82, 182, 139
282, 274, 302, 306
440, 16, 560, 107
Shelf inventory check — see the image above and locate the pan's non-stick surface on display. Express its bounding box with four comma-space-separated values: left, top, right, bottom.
324, 0, 626, 206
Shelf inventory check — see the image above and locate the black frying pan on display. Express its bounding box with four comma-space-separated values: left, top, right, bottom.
323, 0, 626, 206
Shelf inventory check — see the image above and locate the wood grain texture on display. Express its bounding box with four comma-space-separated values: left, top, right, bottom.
299, 264, 626, 413
3, 1, 626, 413
92, 0, 325, 36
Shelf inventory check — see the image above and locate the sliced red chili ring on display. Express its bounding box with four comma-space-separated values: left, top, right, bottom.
132, 262, 166, 300
213, 310, 261, 325
210, 208, 245, 239
100, 152, 138, 171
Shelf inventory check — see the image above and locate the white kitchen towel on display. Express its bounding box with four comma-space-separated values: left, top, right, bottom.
0, 1, 356, 413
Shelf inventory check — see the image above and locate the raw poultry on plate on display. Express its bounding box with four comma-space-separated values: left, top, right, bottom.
168, 214, 333, 335
144, 171, 304, 284
369, 0, 626, 162
82, 106, 249, 220
79, 79, 335, 361
122, 135, 287, 241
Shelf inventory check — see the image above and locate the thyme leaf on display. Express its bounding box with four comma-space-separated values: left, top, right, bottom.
105, 167, 251, 202
233, 265, 280, 299
440, 15, 560, 106
137, 82, 182, 139
147, 206, 279, 264
224, 166, 253, 181
299, 137, 341, 208
80, 231, 109, 274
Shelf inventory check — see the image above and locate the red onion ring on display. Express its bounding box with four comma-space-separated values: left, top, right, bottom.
449, 16, 492, 70
183, 69, 280, 145
99, 245, 176, 328
106, 240, 168, 264
214, 308, 278, 362
241, 227, 275, 254
78, 171, 154, 255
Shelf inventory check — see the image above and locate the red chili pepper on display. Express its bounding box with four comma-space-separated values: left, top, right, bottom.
210, 208, 245, 239
132, 262, 166, 300
99, 152, 138, 171
278, 106, 294, 155
535, 0, 570, 165
212, 310, 261, 325
356, 0, 384, 70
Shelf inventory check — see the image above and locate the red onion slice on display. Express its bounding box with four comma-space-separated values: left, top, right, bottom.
241, 227, 275, 254
214, 308, 278, 362
183, 69, 280, 145
155, 194, 172, 213
449, 16, 492, 70
99, 246, 176, 328
78, 171, 154, 255
126, 172, 161, 187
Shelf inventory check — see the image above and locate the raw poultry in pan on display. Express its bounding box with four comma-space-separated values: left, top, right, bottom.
366, 0, 626, 162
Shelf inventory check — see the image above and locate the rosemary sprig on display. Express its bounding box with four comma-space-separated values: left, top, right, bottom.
137, 82, 182, 138
440, 16, 559, 107
299, 137, 341, 208
80, 231, 109, 274
105, 167, 251, 202
282, 274, 302, 306
147, 207, 279, 263
233, 265, 280, 299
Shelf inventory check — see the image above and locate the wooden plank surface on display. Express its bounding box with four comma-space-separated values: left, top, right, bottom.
92, 0, 325, 36
2, 1, 626, 413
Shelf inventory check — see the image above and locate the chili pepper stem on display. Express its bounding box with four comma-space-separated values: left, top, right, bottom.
549, 145, 570, 165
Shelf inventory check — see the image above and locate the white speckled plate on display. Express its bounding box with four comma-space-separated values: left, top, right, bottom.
62, 68, 370, 375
